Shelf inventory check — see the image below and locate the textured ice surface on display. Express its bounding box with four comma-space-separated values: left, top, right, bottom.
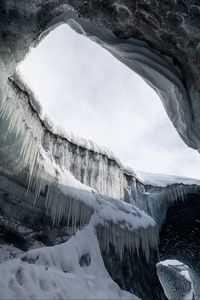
157, 263, 192, 300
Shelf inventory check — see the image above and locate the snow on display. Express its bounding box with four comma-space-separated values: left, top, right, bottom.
137, 171, 200, 187
0, 244, 23, 264
43, 113, 118, 163
11, 73, 43, 116
0, 224, 140, 300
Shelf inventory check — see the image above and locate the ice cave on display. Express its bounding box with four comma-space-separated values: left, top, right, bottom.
0, 1, 200, 300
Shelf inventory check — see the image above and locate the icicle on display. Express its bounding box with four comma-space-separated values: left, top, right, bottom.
43, 175, 94, 227
166, 184, 188, 205
95, 218, 159, 262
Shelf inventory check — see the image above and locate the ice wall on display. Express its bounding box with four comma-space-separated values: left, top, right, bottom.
134, 181, 200, 226
0, 73, 137, 202
0, 73, 159, 262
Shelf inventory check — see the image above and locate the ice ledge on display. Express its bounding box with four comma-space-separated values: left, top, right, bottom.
11, 72, 200, 190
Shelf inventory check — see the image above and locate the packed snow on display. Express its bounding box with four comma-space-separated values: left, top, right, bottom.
0, 224, 140, 299
0, 245, 23, 264
137, 171, 200, 187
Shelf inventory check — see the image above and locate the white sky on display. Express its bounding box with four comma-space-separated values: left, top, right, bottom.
19, 24, 200, 179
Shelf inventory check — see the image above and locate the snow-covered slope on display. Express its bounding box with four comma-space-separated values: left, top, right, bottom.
0, 224, 140, 300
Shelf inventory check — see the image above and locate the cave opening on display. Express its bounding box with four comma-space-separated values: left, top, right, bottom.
18, 24, 200, 179
158, 193, 200, 299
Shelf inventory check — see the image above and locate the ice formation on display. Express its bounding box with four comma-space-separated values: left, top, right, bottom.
1, 2, 200, 299
157, 262, 193, 300
0, 74, 159, 262
6, 73, 134, 202
135, 182, 200, 226
1, 68, 199, 264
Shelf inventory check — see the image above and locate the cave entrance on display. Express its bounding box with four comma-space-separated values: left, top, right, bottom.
18, 24, 200, 178
158, 193, 200, 300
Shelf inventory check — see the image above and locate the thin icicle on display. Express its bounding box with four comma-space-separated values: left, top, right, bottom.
95, 220, 159, 261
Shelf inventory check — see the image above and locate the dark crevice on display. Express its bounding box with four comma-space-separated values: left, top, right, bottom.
159, 194, 200, 298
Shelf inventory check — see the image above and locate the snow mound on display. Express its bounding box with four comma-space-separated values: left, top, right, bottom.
0, 224, 140, 300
